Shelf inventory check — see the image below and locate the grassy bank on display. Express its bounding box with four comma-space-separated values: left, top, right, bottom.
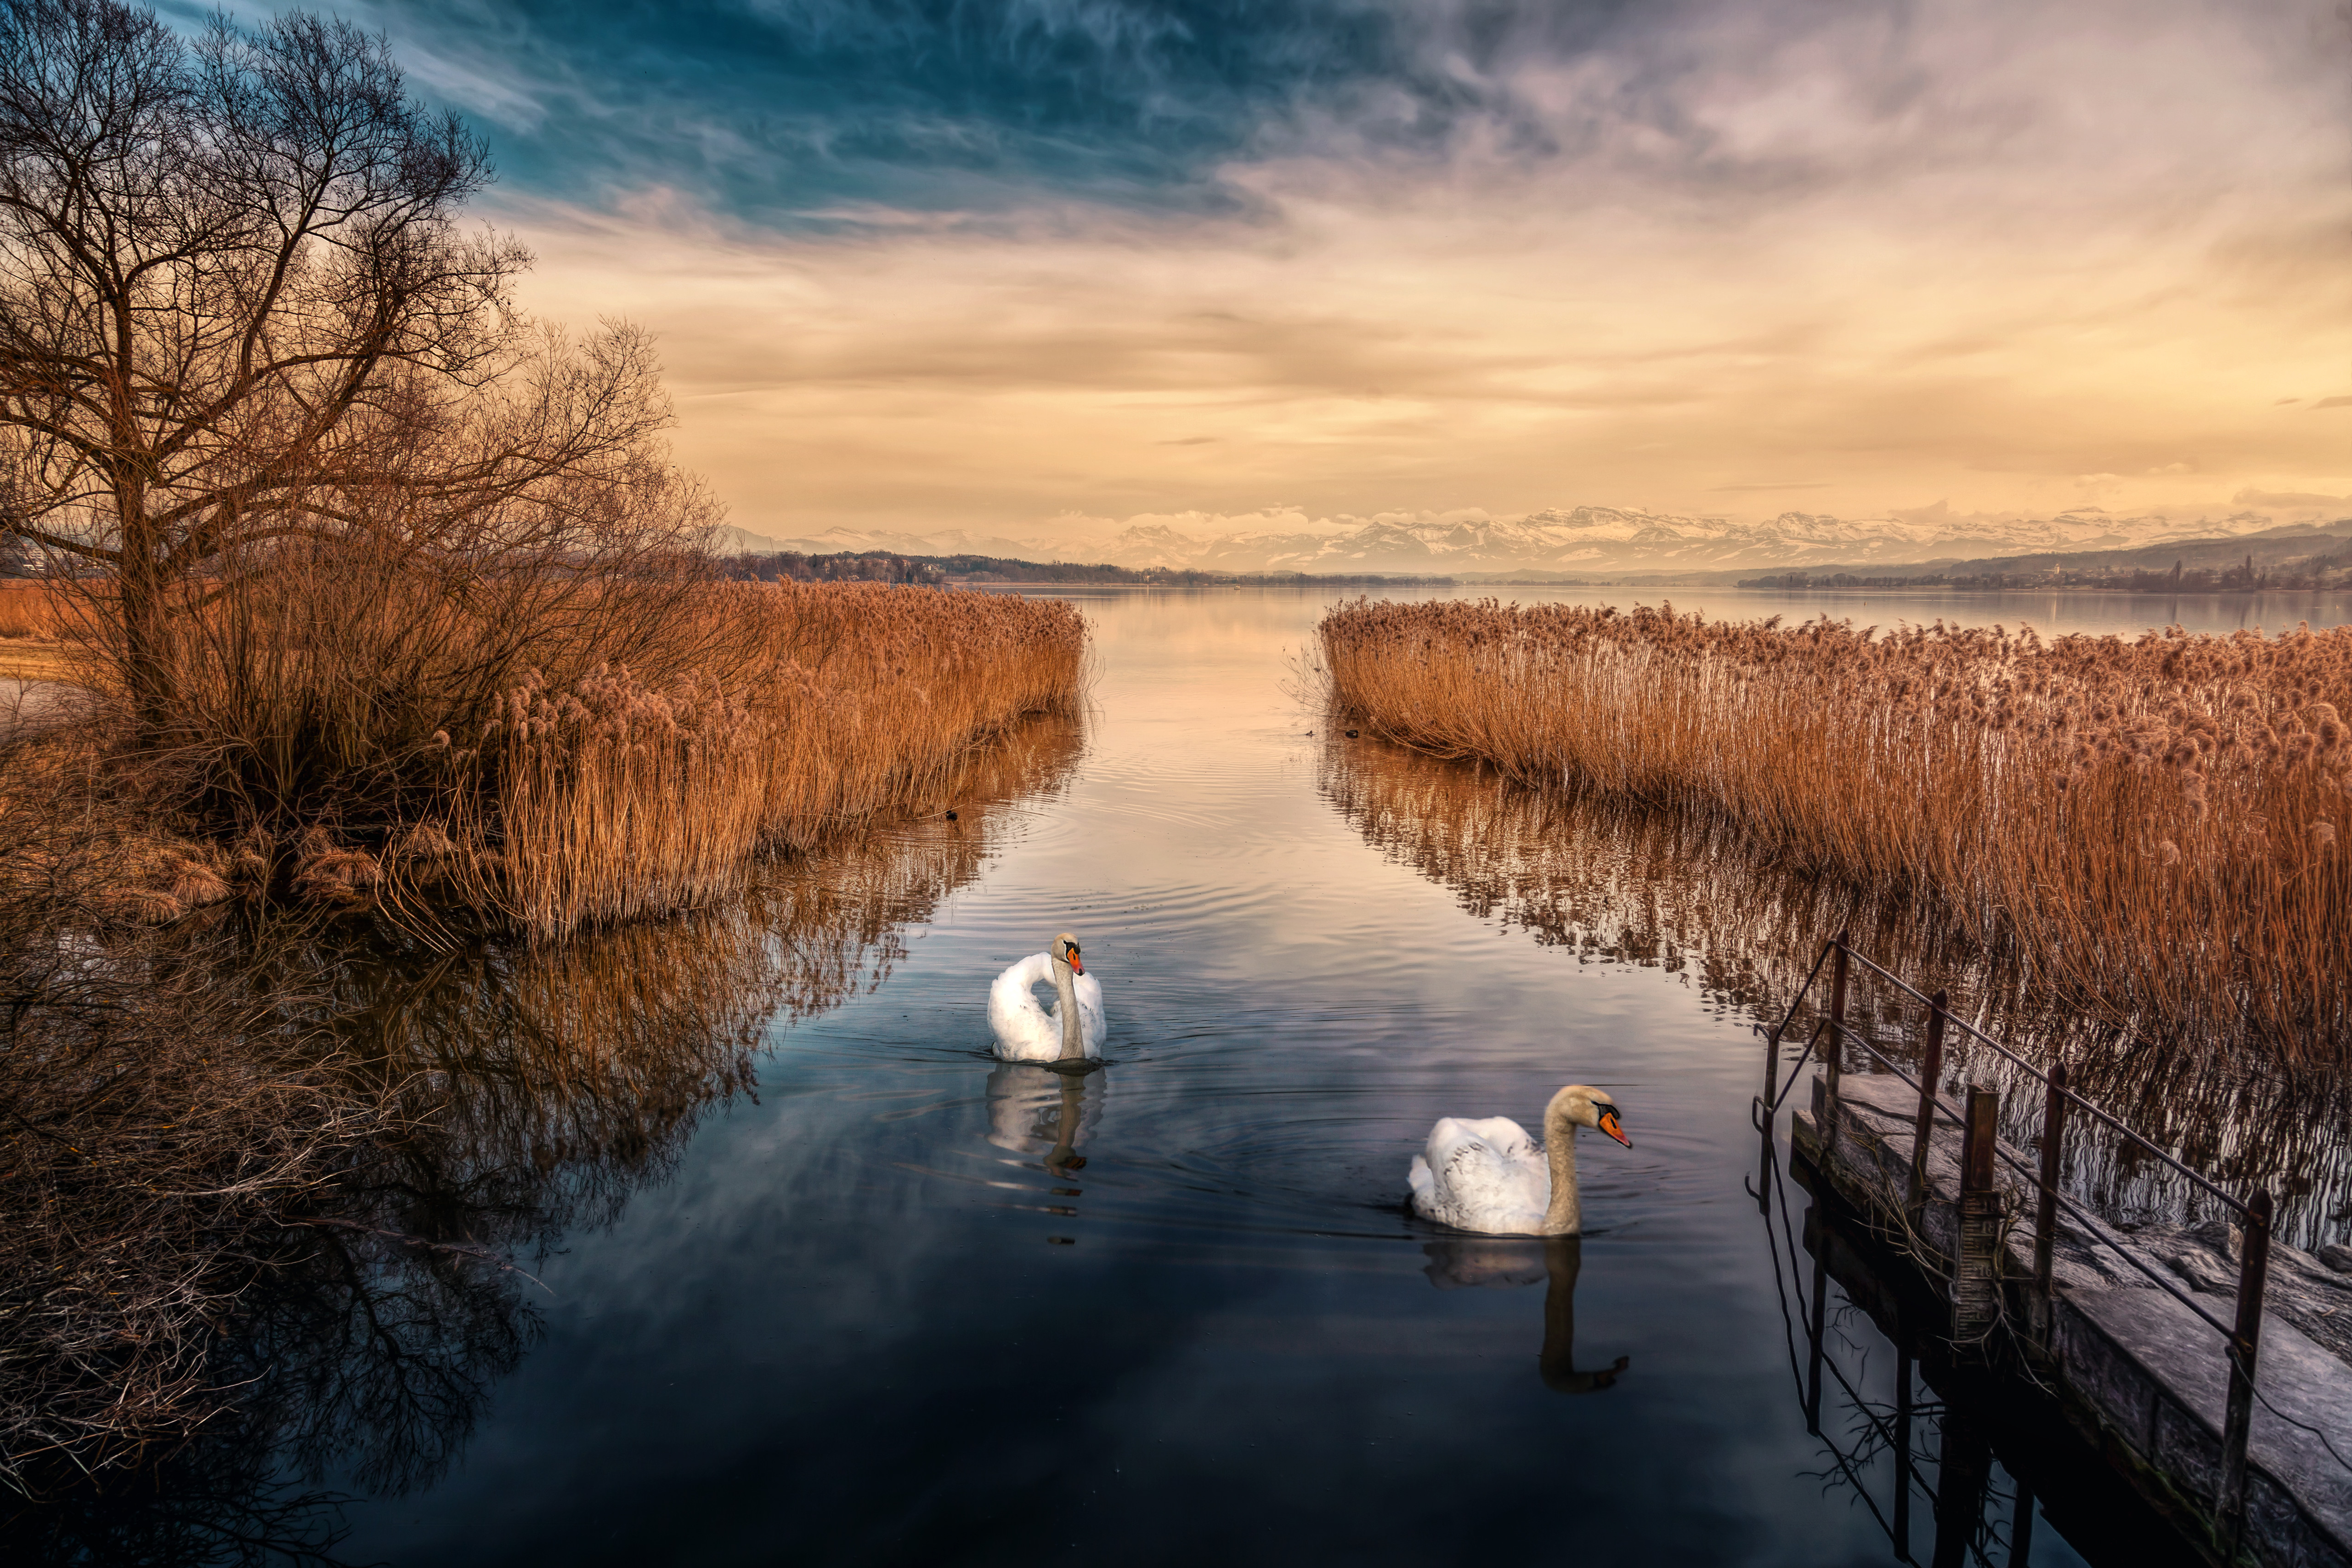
1319, 598, 2352, 1071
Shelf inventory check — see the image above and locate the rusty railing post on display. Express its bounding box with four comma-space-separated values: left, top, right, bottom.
1953, 1086, 2002, 1343
2220, 1187, 2275, 1528
2033, 1062, 2068, 1297
1908, 990, 1949, 1210
1823, 931, 1851, 1116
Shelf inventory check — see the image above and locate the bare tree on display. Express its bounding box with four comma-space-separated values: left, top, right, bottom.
0, 0, 692, 733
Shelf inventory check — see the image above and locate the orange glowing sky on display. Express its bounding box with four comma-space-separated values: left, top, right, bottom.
344, 0, 2352, 542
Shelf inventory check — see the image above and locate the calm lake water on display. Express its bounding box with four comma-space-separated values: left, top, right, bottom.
86, 586, 2352, 1566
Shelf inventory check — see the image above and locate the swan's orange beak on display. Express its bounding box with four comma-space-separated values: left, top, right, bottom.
1598, 1107, 1631, 1147
1065, 947, 1083, 975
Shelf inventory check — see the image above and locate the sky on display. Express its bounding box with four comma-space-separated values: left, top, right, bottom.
174, 0, 2352, 544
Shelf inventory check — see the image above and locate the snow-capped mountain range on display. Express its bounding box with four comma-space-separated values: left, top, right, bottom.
731, 504, 2348, 578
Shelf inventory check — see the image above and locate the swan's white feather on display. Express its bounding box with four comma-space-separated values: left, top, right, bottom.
987, 953, 1107, 1061
1408, 1114, 1555, 1235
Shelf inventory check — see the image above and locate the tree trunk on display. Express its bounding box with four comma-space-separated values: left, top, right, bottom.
115, 488, 171, 740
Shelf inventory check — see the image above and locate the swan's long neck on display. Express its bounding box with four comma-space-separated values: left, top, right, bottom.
1542, 1116, 1582, 1235
1052, 957, 1083, 1060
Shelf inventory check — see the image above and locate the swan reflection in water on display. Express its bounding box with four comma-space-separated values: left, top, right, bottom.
1423, 1236, 1629, 1394
986, 1063, 1107, 1182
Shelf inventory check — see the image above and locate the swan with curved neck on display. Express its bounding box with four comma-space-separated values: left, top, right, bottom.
1407, 1085, 1628, 1235
987, 933, 1106, 1062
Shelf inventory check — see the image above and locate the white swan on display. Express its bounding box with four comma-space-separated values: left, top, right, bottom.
987, 932, 1105, 1062
1408, 1084, 1628, 1235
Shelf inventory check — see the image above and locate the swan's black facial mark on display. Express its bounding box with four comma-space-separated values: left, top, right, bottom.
1596, 1103, 1631, 1148
1062, 941, 1084, 975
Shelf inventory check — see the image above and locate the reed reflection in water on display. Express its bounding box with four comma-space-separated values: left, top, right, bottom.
1319, 730, 2352, 1251
10, 713, 1084, 1564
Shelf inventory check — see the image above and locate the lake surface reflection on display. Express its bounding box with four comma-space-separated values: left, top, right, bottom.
105, 586, 2351, 1566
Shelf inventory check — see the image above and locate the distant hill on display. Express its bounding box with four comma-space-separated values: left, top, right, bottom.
721, 549, 1453, 587
1731, 524, 2352, 593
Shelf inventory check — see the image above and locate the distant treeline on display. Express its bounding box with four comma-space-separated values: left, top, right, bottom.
723, 549, 1454, 586
1741, 549, 2352, 595
926, 554, 1202, 583
722, 551, 946, 584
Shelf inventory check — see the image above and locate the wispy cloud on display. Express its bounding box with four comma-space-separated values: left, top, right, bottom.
181, 0, 2352, 537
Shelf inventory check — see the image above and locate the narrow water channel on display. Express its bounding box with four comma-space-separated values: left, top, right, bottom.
71, 585, 2352, 1566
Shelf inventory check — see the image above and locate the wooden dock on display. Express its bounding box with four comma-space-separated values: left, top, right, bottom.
1794, 1071, 2352, 1568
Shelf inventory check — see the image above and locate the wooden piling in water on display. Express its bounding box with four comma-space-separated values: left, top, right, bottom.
1805, 1246, 1828, 1435
1953, 1087, 2002, 1343
1932, 1405, 1991, 1568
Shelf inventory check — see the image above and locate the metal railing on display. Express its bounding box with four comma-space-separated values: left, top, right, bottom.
1753, 931, 2276, 1536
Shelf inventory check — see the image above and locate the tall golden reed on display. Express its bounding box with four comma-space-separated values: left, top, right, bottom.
482, 583, 1087, 935
1320, 599, 2352, 1070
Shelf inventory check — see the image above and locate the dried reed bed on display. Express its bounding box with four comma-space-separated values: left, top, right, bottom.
1321, 731, 2352, 1251
1320, 599, 2352, 1071
0, 581, 86, 683
487, 583, 1087, 934
0, 580, 70, 640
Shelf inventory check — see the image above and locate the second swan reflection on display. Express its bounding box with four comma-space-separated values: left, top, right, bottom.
986, 1064, 1106, 1247
1424, 1238, 1631, 1394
